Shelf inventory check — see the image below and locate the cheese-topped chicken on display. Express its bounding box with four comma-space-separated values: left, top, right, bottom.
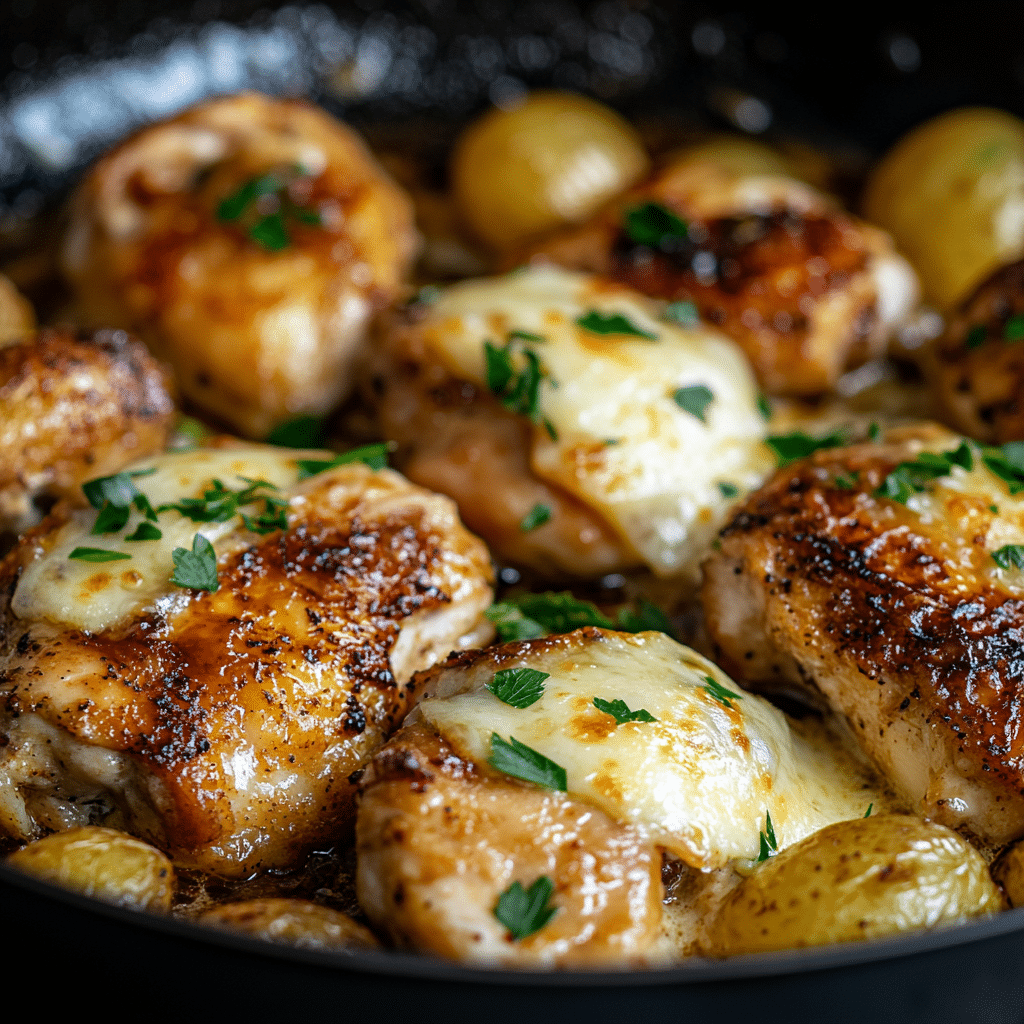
356, 628, 890, 965
0, 444, 493, 875
370, 265, 772, 581
60, 92, 418, 438
703, 422, 1024, 847
0, 328, 175, 537
521, 153, 918, 397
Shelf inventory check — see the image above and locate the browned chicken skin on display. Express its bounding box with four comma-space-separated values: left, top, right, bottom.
523, 155, 917, 396
926, 258, 1024, 443
702, 424, 1024, 847
0, 457, 493, 875
0, 328, 175, 536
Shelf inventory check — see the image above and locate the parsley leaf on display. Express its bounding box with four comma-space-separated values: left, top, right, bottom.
576, 310, 658, 340
69, 547, 131, 563
484, 603, 547, 642
520, 503, 552, 532
867, 422, 882, 442
965, 325, 988, 350
764, 429, 847, 468
171, 534, 219, 592
834, 473, 858, 490
248, 212, 290, 251
484, 592, 675, 642
717, 481, 739, 498
664, 300, 699, 328
756, 393, 772, 421
624, 202, 689, 249
295, 442, 392, 480
493, 592, 613, 635
487, 667, 549, 708
484, 340, 549, 423
864, 803, 873, 818
1006, 313, 1024, 342
91, 502, 131, 535
992, 545, 1024, 570
593, 697, 657, 724
125, 522, 162, 542
757, 810, 778, 862
673, 384, 715, 423
614, 600, 674, 636
216, 168, 321, 251
488, 734, 567, 791
266, 415, 327, 448
982, 441, 1024, 494
82, 469, 156, 513
703, 675, 744, 710
507, 328, 545, 343
493, 876, 558, 940
874, 442, 973, 504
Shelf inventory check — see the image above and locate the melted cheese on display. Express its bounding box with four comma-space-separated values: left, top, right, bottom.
418, 630, 885, 870
11, 445, 329, 634
423, 266, 772, 579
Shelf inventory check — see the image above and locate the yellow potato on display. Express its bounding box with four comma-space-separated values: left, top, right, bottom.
451, 91, 649, 252
706, 815, 1002, 956
864, 107, 1024, 308
198, 898, 378, 951
7, 826, 174, 912
672, 135, 791, 179
991, 840, 1024, 907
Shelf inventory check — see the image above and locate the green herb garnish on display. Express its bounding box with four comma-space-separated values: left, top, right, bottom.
982, 441, 1024, 494
756, 393, 772, 421
614, 600, 674, 635
593, 697, 657, 724
757, 810, 778, 862
576, 310, 657, 340
125, 522, 162, 542
965, 325, 988, 350
868, 422, 881, 442
703, 675, 744, 710
508, 328, 546, 343
484, 592, 674, 642
68, 547, 132, 563
295, 442, 392, 480
864, 803, 873, 818
673, 384, 715, 423
764, 429, 847, 468
487, 667, 549, 709
82, 469, 158, 521
170, 534, 219, 592
520, 503, 552, 532
217, 168, 321, 251
493, 876, 558, 940
874, 442, 973, 505
488, 734, 567, 791
624, 202, 689, 249
91, 502, 131, 535
717, 481, 739, 498
992, 544, 1024, 570
664, 300, 699, 328
485, 340, 548, 422
1006, 313, 1024, 342
834, 473, 858, 490
266, 415, 327, 448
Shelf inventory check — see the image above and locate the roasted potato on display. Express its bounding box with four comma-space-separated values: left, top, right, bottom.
7, 826, 174, 912
0, 273, 34, 347
197, 898, 378, 951
706, 815, 1003, 956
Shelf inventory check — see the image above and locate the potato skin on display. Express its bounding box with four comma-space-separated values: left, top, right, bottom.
197, 898, 378, 951
7, 826, 174, 912
706, 815, 1003, 956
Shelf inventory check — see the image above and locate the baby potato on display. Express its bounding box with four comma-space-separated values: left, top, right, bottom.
706, 815, 1002, 956
197, 898, 378, 951
7, 826, 174, 913
452, 91, 649, 252
864, 108, 1024, 308
991, 839, 1024, 907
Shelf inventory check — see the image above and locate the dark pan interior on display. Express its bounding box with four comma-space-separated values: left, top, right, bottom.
3, 5, 1024, 1020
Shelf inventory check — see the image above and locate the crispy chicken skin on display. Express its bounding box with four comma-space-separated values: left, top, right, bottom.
925, 258, 1024, 443
60, 91, 418, 438
522, 154, 918, 396
702, 423, 1024, 846
0, 457, 493, 876
0, 328, 175, 535
356, 721, 664, 967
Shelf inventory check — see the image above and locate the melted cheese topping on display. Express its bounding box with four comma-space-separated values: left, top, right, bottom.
11, 445, 328, 634
422, 266, 772, 578
418, 630, 884, 869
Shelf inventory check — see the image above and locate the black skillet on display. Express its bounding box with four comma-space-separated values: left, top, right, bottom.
3, 5, 1024, 1021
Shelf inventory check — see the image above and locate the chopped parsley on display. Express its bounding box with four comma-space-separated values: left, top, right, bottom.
295, 442, 392, 480
664, 300, 699, 328
266, 415, 327, 448
874, 441, 973, 505
168, 415, 212, 452
170, 533, 219, 592
158, 477, 282, 524
756, 393, 772, 421
717, 481, 739, 498
614, 600, 674, 635
484, 592, 675, 642
991, 545, 1024, 570
507, 328, 546, 343
68, 547, 132, 563
493, 876, 558, 940
702, 676, 744, 710
575, 310, 657, 340
488, 734, 567, 791
982, 441, 1024, 494
834, 473, 858, 490
867, 422, 882, 442
964, 325, 988, 350
864, 803, 874, 818
520, 503, 552, 532
592, 697, 657, 724
486, 667, 549, 709
125, 522, 162, 542
216, 167, 321, 252
624, 201, 689, 249
757, 810, 778, 862
672, 384, 715, 423
91, 502, 131, 536
764, 429, 847, 468
82, 469, 158, 522
485, 338, 549, 423
1006, 313, 1024, 342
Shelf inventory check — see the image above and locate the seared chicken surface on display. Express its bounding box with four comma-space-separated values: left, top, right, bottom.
925, 258, 1024, 443
0, 328, 175, 536
369, 265, 772, 582
703, 423, 1024, 847
60, 92, 418, 438
0, 446, 492, 875
522, 154, 918, 396
357, 628, 891, 963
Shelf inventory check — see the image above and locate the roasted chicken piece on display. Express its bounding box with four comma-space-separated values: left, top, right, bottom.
60, 91, 418, 438
702, 422, 1024, 847
0, 328, 175, 536
924, 258, 1024, 443
0, 445, 492, 875
368, 265, 772, 582
356, 628, 891, 965
521, 153, 918, 397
